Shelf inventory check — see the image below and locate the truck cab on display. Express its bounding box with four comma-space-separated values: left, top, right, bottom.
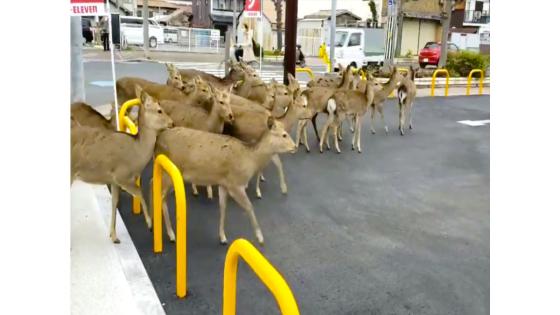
327, 27, 385, 71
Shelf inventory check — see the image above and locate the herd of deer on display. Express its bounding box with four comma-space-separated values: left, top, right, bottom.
70, 60, 417, 246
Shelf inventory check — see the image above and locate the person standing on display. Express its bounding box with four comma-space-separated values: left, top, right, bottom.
101, 16, 110, 51
240, 22, 257, 67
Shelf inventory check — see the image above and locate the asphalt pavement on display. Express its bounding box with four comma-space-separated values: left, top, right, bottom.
83, 61, 489, 315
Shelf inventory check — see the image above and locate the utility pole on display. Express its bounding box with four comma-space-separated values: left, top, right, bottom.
233, 0, 237, 46
394, 0, 403, 58
283, 0, 298, 84
329, 0, 336, 72
438, 0, 453, 68
143, 0, 149, 58
71, 16, 85, 103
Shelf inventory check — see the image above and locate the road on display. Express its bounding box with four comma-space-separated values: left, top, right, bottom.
83, 61, 490, 315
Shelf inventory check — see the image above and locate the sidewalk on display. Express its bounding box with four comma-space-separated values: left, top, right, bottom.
71, 181, 165, 315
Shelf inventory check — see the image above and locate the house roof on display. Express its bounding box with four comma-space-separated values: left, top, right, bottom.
303, 9, 362, 21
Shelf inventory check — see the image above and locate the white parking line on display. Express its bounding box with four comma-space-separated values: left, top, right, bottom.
457, 119, 490, 126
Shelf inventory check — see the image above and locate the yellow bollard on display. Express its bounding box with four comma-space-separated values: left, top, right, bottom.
466, 69, 484, 96
223, 239, 300, 315
118, 98, 141, 135
152, 154, 188, 298
118, 98, 141, 213
295, 67, 315, 79
431, 69, 450, 97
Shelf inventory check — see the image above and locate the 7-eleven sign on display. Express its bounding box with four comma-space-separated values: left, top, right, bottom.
70, 0, 107, 16
245, 0, 261, 17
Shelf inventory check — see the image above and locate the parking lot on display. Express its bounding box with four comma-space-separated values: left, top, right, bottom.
87, 59, 489, 314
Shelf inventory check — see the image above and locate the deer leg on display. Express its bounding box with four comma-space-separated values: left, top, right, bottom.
407, 102, 414, 130
191, 184, 199, 197
295, 120, 304, 147
399, 102, 406, 136
337, 120, 343, 141
319, 115, 332, 153
206, 185, 213, 199
348, 114, 355, 133
160, 178, 176, 242
110, 184, 121, 244
228, 186, 264, 245
378, 104, 388, 135
218, 186, 228, 245
120, 180, 152, 230
255, 171, 263, 199
303, 122, 310, 152
311, 114, 320, 142
370, 106, 377, 134
357, 116, 363, 153
332, 120, 341, 153
271, 154, 288, 194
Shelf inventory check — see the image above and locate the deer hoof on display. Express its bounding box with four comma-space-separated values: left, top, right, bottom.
409, 124, 413, 130
219, 239, 228, 246
111, 235, 121, 244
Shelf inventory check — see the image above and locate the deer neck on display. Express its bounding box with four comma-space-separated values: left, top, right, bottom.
205, 102, 224, 133
278, 104, 297, 132
250, 132, 278, 170
379, 73, 400, 97
135, 110, 159, 165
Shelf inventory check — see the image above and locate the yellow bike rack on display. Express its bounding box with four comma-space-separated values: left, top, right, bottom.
295, 67, 314, 79
118, 98, 140, 135
153, 154, 188, 298
223, 239, 300, 315
431, 69, 450, 97
466, 69, 485, 96
118, 98, 142, 214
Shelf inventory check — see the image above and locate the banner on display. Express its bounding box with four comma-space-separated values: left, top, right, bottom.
245, 0, 261, 18
70, 0, 107, 16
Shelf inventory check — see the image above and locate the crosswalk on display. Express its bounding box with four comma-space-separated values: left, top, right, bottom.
172, 61, 313, 87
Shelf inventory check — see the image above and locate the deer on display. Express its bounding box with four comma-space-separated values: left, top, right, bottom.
71, 86, 173, 243
116, 75, 214, 112
178, 60, 247, 91
254, 90, 313, 198
158, 84, 235, 200
71, 102, 116, 130
318, 83, 376, 153
395, 65, 417, 135
154, 119, 297, 245
354, 66, 404, 135
294, 65, 354, 152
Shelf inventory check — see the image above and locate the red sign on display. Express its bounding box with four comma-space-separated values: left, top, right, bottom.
70, 0, 107, 16
245, 0, 261, 17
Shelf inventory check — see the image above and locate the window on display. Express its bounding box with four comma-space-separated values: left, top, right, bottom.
348, 33, 361, 47
334, 31, 348, 47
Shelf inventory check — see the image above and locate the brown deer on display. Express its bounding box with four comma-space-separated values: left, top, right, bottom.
155, 119, 297, 245
178, 60, 247, 90
71, 86, 173, 243
116, 76, 214, 112
395, 66, 417, 135
159, 84, 235, 201
354, 66, 403, 134
71, 102, 116, 130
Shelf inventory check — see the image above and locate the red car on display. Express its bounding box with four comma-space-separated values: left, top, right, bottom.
418, 42, 460, 68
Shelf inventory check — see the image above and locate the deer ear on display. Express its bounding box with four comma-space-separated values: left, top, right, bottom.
134, 84, 144, 100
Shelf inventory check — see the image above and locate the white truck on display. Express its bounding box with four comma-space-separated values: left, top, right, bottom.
120, 16, 164, 48
326, 27, 385, 71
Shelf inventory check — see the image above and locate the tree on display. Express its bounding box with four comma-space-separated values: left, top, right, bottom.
368, 0, 378, 28
272, 0, 284, 52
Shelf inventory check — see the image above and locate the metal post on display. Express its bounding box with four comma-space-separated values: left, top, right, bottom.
70, 16, 85, 103
438, 0, 452, 68
225, 29, 231, 76
329, 0, 336, 72
107, 10, 121, 131
143, 0, 149, 58
233, 0, 237, 46
259, 2, 263, 76
283, 0, 298, 84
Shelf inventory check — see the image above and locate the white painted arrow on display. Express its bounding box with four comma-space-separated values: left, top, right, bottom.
457, 119, 490, 127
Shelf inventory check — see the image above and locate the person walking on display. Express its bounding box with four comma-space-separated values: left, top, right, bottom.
101, 16, 110, 51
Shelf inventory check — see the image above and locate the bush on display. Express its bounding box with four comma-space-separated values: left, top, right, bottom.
252, 38, 262, 58
446, 51, 490, 77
